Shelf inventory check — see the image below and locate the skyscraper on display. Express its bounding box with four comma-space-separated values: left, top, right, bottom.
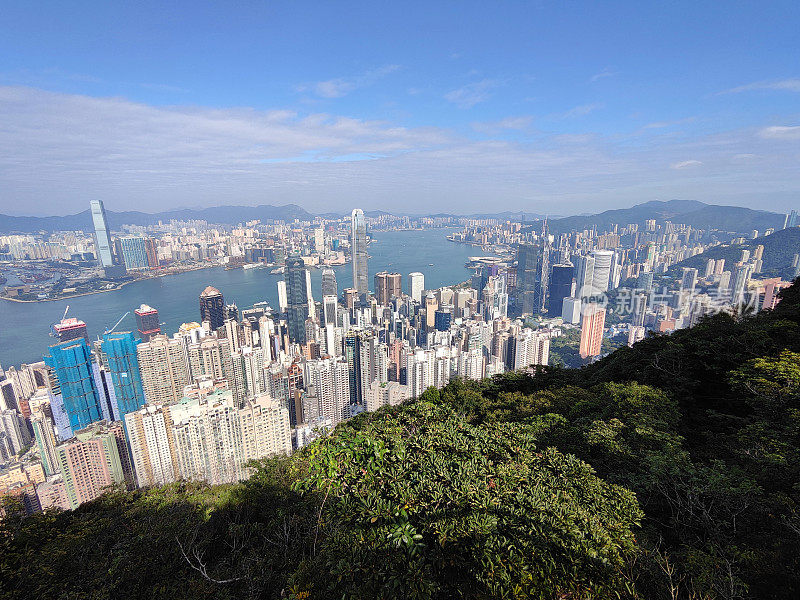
321, 268, 338, 298
579, 304, 606, 359
516, 243, 539, 315
548, 264, 574, 316
374, 272, 402, 305
589, 250, 614, 293
408, 272, 424, 303
284, 256, 309, 345
44, 339, 104, 433
199, 286, 225, 330
90, 200, 114, 269
136, 335, 190, 405
134, 304, 161, 341
115, 236, 150, 270
100, 331, 146, 421
52, 317, 89, 344
351, 209, 368, 295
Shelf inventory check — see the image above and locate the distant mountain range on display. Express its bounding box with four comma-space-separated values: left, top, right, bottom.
0, 200, 786, 234
547, 200, 785, 234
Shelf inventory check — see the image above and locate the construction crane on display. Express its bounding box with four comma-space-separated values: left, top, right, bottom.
104, 311, 130, 335
49, 304, 70, 337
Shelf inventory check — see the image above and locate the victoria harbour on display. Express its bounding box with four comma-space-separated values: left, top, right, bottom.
0, 228, 479, 367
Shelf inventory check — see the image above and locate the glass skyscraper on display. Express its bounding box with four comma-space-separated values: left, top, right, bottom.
90, 199, 115, 268
351, 208, 368, 295
284, 256, 309, 345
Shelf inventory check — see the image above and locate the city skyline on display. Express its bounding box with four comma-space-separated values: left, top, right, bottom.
1, 2, 799, 216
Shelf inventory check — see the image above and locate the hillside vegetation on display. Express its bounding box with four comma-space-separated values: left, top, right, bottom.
2, 281, 799, 599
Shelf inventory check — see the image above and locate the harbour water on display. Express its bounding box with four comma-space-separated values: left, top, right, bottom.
0, 228, 481, 367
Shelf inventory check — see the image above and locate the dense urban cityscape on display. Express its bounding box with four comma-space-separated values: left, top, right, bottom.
2, 2, 799, 598
1, 200, 798, 512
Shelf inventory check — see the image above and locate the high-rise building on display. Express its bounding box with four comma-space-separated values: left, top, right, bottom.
589, 250, 614, 293
548, 264, 574, 316
100, 331, 145, 421
115, 236, 150, 270
305, 357, 351, 425
575, 254, 595, 297
351, 209, 368, 295
134, 304, 161, 341
323, 295, 338, 326
579, 304, 606, 359
199, 286, 225, 330
284, 256, 309, 345
44, 339, 104, 433
321, 268, 338, 298
52, 317, 89, 344
56, 421, 127, 509
408, 272, 424, 303
516, 243, 540, 315
277, 280, 288, 312
374, 271, 402, 305
136, 335, 190, 405
680, 267, 698, 295
562, 297, 582, 324
90, 200, 114, 269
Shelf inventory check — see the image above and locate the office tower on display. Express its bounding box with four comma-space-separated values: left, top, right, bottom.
680, 267, 698, 295
90, 200, 114, 269
374, 271, 402, 305
636, 271, 654, 293
575, 254, 595, 297
579, 304, 606, 359
136, 335, 190, 405
425, 293, 439, 329
314, 228, 325, 252
344, 331, 366, 408
134, 304, 161, 341
589, 250, 614, 293
199, 286, 226, 330
630, 293, 648, 328
408, 272, 424, 303
56, 422, 126, 509
115, 236, 150, 270
100, 331, 145, 420
44, 339, 104, 433
548, 264, 574, 316
321, 268, 338, 298
516, 243, 539, 315
786, 210, 798, 228
323, 295, 338, 326
277, 280, 288, 312
284, 256, 309, 345
52, 317, 89, 344
434, 308, 452, 332
351, 208, 368, 294
305, 357, 351, 425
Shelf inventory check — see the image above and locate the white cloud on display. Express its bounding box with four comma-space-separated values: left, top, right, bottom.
590, 69, 617, 82
444, 79, 500, 109
720, 79, 800, 94
758, 125, 800, 140
0, 86, 798, 216
556, 103, 603, 119
298, 64, 401, 99
671, 160, 704, 169
471, 116, 533, 134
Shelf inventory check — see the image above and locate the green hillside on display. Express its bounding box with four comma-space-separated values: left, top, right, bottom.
2, 280, 800, 599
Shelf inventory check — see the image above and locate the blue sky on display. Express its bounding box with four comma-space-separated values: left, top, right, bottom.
1, 1, 798, 216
